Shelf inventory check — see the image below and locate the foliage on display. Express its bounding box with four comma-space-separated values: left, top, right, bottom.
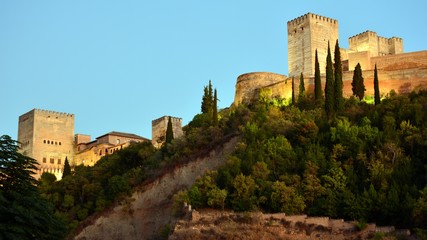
334, 40, 344, 112
314, 49, 323, 104
352, 63, 366, 100
63, 156, 71, 178
374, 64, 381, 105
325, 42, 335, 116
0, 135, 65, 239
166, 116, 174, 144
299, 72, 305, 99
291, 76, 296, 105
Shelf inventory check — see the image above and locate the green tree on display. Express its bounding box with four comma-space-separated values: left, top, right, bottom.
334, 40, 344, 112
270, 181, 305, 214
166, 116, 174, 144
374, 64, 381, 105
325, 42, 335, 116
351, 63, 366, 100
62, 156, 71, 178
201, 80, 213, 114
213, 89, 218, 125
291, 76, 296, 105
314, 49, 323, 103
231, 174, 257, 211
0, 135, 65, 239
207, 187, 227, 210
299, 72, 305, 99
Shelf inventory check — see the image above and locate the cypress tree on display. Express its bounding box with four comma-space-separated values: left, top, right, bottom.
314, 49, 322, 103
62, 156, 71, 178
352, 63, 366, 100
213, 89, 218, 125
201, 80, 213, 114
334, 40, 344, 112
299, 72, 305, 99
291, 77, 295, 105
374, 64, 381, 105
166, 116, 174, 144
324, 42, 335, 116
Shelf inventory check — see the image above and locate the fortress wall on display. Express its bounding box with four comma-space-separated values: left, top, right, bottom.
348, 51, 371, 71
234, 72, 291, 105
370, 50, 427, 70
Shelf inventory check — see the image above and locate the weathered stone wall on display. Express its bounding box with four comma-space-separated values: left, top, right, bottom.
371, 50, 427, 70
234, 72, 291, 105
18, 109, 75, 180
152, 116, 184, 148
288, 13, 338, 77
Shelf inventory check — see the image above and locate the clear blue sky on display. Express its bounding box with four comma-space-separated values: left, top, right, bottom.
1, 1, 426, 140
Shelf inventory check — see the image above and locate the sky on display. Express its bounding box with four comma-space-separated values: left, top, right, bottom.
1, 1, 426, 140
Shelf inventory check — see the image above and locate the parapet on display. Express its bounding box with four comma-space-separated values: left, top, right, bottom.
287, 12, 338, 26
34, 108, 75, 118
152, 116, 182, 126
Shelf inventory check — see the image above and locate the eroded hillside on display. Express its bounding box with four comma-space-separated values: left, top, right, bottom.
73, 137, 239, 240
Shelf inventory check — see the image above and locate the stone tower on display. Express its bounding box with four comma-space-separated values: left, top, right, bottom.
287, 13, 338, 77
18, 109, 75, 180
151, 116, 183, 149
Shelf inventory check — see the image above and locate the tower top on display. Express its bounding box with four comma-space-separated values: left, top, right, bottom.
287, 12, 338, 26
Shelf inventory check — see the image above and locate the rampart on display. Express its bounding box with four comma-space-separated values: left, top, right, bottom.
234, 72, 292, 105
152, 116, 184, 148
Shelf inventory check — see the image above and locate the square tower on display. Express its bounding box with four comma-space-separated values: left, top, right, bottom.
151, 116, 183, 149
287, 13, 338, 77
18, 109, 75, 180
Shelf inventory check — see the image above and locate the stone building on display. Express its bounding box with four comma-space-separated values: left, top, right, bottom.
234, 12, 427, 105
18, 109, 75, 180
74, 131, 149, 166
152, 116, 183, 148
18, 109, 149, 179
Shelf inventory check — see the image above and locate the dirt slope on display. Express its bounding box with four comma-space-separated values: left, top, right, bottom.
73, 137, 239, 240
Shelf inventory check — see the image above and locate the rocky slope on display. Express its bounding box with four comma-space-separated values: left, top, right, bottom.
73, 137, 239, 240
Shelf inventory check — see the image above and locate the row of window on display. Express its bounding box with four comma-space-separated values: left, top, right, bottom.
98, 146, 123, 156
43, 140, 62, 145
42, 157, 62, 165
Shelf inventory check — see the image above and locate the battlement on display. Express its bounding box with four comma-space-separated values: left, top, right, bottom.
34, 108, 74, 118
152, 116, 182, 125
349, 30, 377, 41
287, 12, 337, 26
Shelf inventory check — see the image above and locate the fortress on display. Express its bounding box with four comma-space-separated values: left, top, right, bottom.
17, 109, 182, 180
234, 13, 427, 105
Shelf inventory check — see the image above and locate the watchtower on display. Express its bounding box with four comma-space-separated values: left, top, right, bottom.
18, 109, 75, 180
287, 13, 338, 77
151, 116, 183, 148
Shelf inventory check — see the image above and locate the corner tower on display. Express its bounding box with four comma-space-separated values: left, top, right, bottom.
287, 13, 338, 77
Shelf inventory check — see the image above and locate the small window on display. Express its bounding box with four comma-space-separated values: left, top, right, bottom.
47, 140, 50, 144
58, 159, 61, 165
116, 139, 120, 144
51, 141, 54, 145
43, 157, 47, 163
50, 158, 54, 164
55, 141, 57, 145
99, 150, 102, 156
43, 140, 46, 144
59, 142, 61, 145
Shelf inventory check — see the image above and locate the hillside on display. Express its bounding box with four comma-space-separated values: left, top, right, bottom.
73, 136, 239, 240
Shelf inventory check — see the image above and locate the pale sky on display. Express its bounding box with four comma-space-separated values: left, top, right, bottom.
1, 1, 426, 140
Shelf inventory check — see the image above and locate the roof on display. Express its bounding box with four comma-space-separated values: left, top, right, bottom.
96, 131, 150, 141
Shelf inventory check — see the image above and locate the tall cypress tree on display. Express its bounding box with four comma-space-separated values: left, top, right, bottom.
324, 42, 335, 116
291, 77, 296, 105
314, 49, 322, 103
165, 116, 174, 144
299, 72, 305, 99
374, 64, 381, 105
201, 80, 213, 114
213, 89, 218, 125
334, 40, 343, 112
62, 156, 71, 178
352, 63, 366, 100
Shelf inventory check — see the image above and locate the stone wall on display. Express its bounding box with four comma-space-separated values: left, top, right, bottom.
234, 72, 292, 105
152, 116, 184, 148
18, 109, 75, 180
287, 13, 338, 77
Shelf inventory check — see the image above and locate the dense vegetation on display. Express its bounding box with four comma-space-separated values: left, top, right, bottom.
179, 90, 427, 233
0, 135, 65, 239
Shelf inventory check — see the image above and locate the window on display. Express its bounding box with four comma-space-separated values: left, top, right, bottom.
43, 140, 46, 144
116, 139, 120, 144
47, 140, 50, 144
59, 142, 61, 145
43, 157, 46, 163
55, 141, 57, 145
99, 150, 102, 156
50, 158, 54, 164
57, 159, 61, 165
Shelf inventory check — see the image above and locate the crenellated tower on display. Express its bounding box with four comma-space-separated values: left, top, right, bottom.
287, 12, 338, 78
18, 109, 75, 180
